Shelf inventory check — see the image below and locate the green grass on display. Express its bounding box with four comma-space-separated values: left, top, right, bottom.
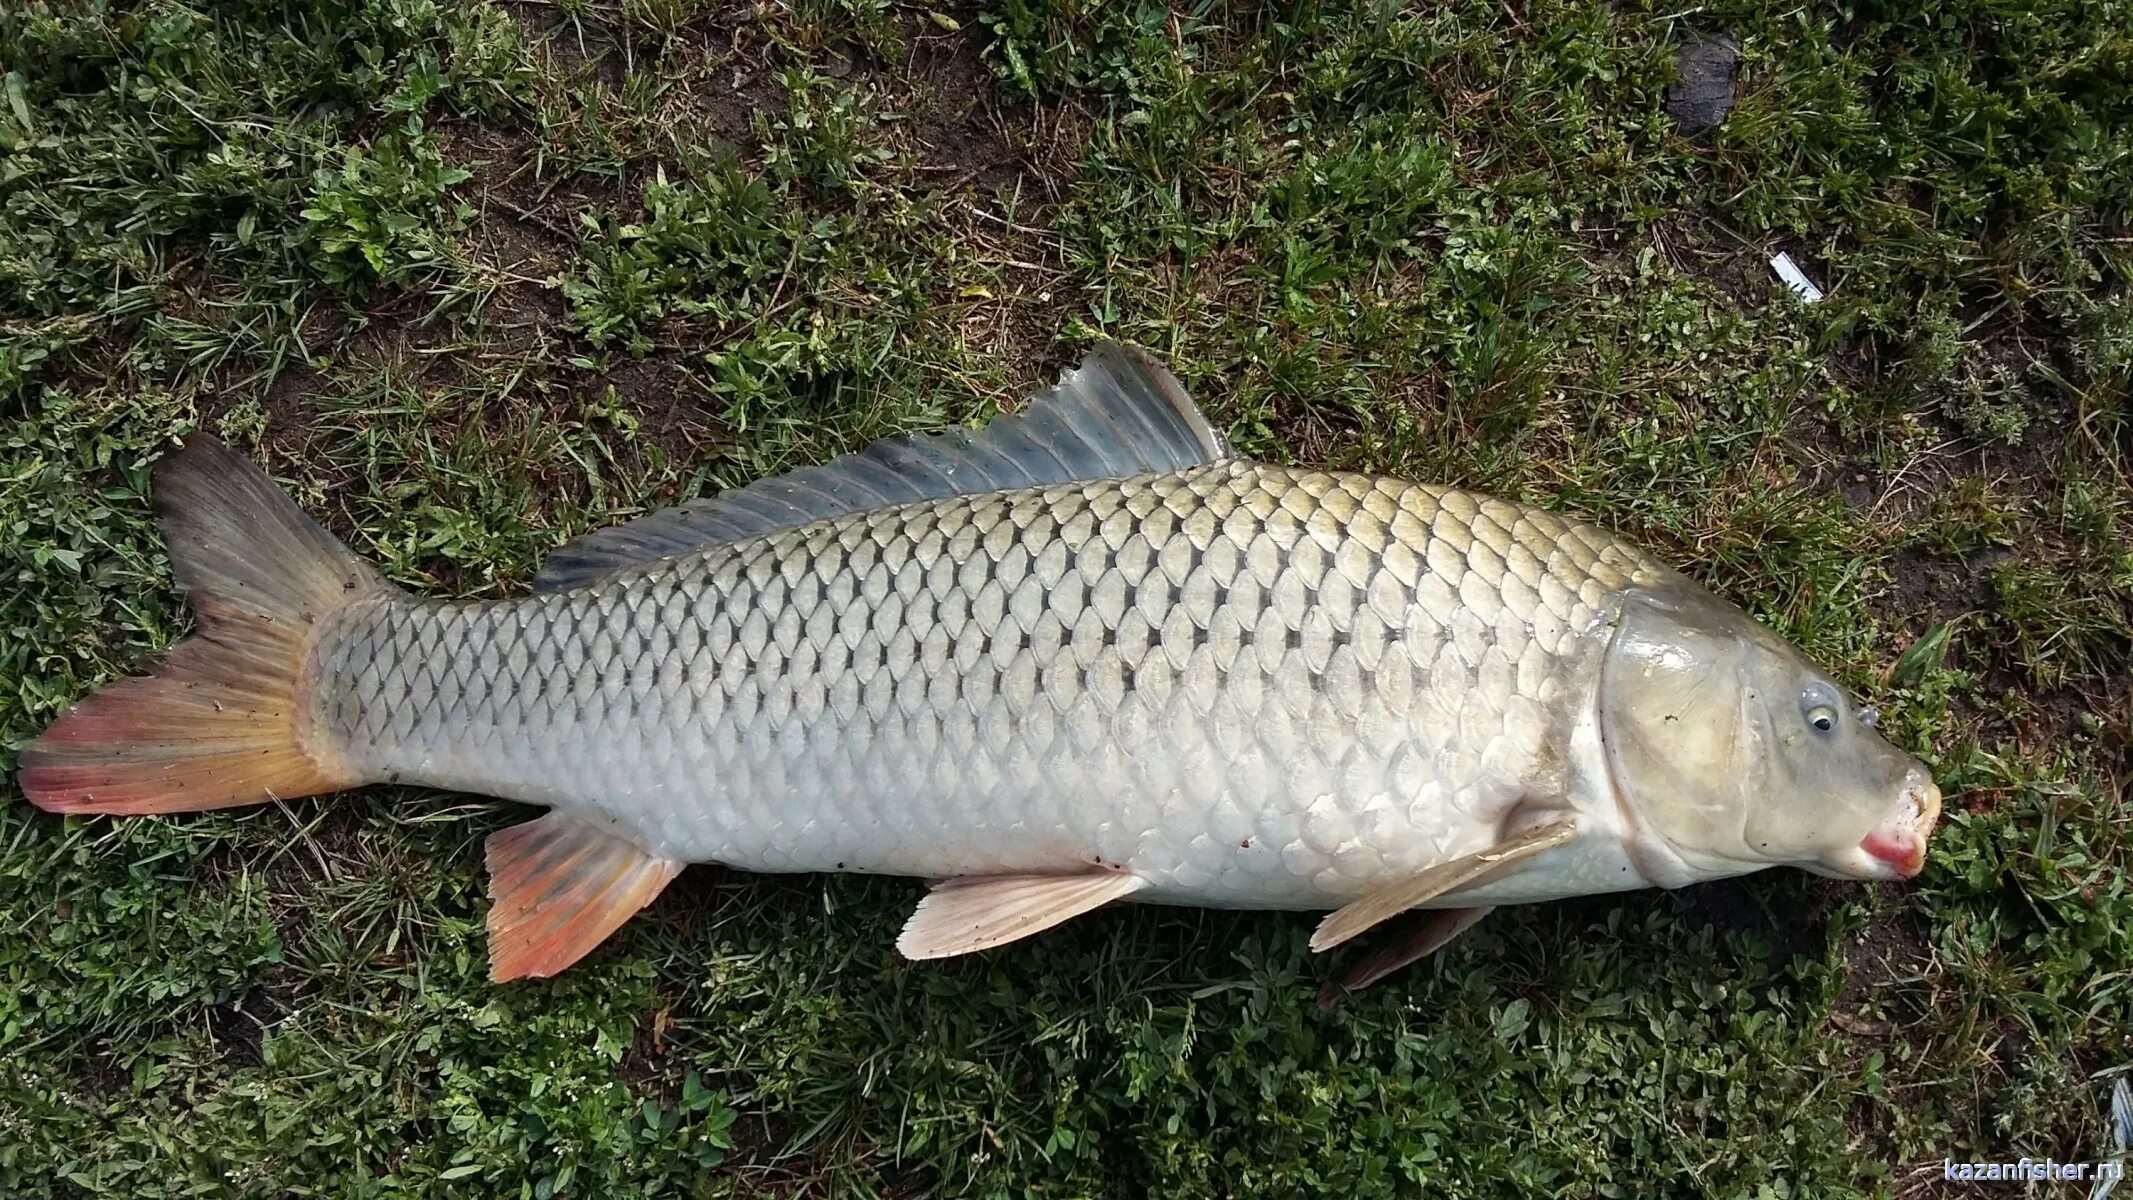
3, 0, 2130, 1194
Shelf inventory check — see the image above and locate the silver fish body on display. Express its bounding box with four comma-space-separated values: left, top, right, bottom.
22, 344, 1937, 980
315, 460, 1674, 909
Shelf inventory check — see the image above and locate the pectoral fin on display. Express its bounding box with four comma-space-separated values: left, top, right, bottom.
485, 812, 684, 981
896, 868, 1149, 959
1309, 819, 1575, 952
1316, 906, 1493, 1011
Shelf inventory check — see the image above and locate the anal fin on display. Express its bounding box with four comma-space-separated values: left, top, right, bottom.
1309, 819, 1575, 952
897, 868, 1149, 959
486, 812, 683, 981
1317, 906, 1493, 1011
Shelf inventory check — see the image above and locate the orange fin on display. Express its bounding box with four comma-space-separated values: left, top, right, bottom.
485, 812, 684, 981
1309, 819, 1575, 952
896, 868, 1148, 960
1317, 906, 1492, 1011
19, 437, 389, 815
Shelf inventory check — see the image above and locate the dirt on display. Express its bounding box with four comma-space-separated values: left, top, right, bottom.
1648, 219, 1794, 314
205, 987, 285, 1070
617, 989, 683, 1105
70, 1051, 129, 1100
1832, 901, 1936, 1022
885, 26, 1031, 196
878, 24, 1091, 395
1665, 873, 1843, 967
444, 123, 582, 305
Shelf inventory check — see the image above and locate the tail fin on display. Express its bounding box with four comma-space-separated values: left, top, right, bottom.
19, 437, 390, 815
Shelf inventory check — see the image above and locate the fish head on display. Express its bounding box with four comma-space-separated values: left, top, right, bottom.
1598, 580, 1940, 886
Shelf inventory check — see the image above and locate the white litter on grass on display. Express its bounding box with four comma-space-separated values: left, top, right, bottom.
1770, 252, 1824, 303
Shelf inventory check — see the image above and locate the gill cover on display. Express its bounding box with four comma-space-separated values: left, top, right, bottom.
1597, 585, 1767, 883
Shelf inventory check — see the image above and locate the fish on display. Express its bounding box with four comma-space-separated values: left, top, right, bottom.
16, 343, 1942, 989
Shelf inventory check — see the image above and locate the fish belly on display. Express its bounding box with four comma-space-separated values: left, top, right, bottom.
311, 463, 1661, 909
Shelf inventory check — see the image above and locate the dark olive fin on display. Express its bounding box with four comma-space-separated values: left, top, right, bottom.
485, 812, 684, 981
533, 342, 1230, 591
895, 868, 1149, 959
1316, 907, 1492, 1011
1309, 820, 1576, 952
18, 437, 389, 815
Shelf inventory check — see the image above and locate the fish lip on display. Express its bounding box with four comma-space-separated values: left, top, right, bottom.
1857, 773, 1942, 879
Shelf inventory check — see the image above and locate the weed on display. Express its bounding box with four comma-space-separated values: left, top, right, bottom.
302, 119, 474, 286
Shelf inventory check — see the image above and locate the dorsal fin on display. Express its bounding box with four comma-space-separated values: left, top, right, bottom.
533, 342, 1229, 591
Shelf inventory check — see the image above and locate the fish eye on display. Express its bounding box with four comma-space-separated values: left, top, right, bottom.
1799, 682, 1842, 735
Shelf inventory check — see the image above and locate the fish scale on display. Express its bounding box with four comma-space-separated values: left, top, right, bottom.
312, 460, 1671, 909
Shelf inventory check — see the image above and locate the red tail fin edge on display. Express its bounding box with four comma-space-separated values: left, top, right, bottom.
18, 437, 389, 814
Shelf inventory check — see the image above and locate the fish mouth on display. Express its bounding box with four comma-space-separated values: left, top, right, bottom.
1856, 773, 1942, 879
